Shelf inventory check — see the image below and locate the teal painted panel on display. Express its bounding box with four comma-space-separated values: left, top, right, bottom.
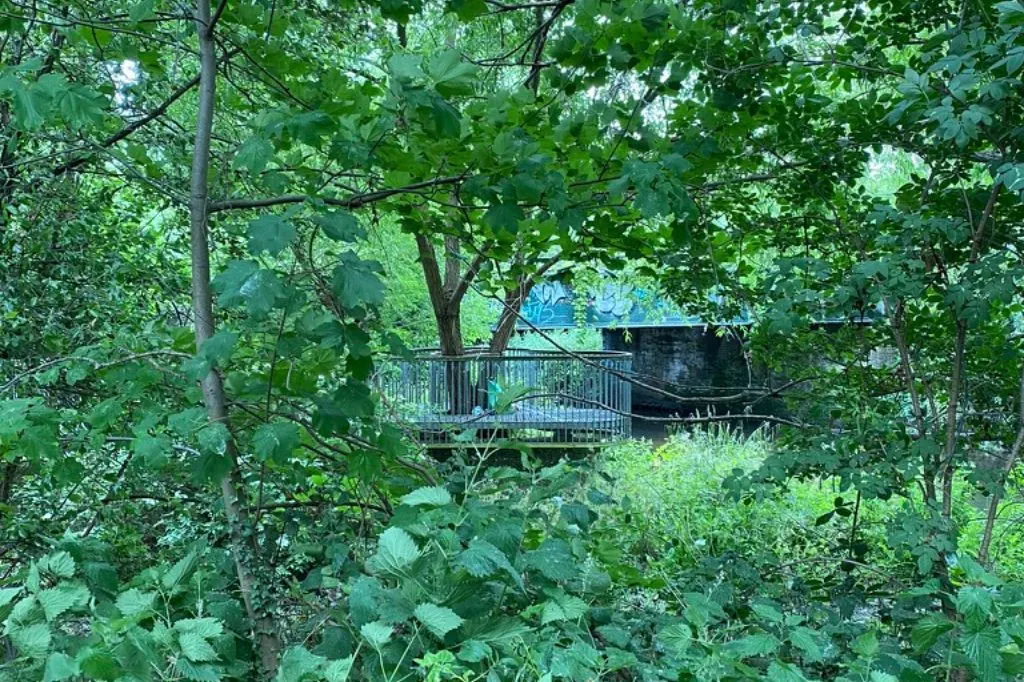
514, 283, 877, 330
516, 283, 746, 330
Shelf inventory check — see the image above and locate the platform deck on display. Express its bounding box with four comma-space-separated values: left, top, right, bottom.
403, 406, 622, 433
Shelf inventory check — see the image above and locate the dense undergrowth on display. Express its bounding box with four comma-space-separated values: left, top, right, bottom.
4, 428, 1024, 681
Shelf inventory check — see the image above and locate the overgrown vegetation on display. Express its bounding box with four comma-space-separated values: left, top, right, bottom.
3, 0, 1024, 680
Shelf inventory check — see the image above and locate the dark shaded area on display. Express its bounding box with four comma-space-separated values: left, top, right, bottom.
602, 326, 761, 411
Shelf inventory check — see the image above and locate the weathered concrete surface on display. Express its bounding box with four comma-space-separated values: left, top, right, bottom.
602, 326, 757, 411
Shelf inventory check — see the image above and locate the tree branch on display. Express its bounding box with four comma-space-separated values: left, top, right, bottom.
53, 48, 239, 176
207, 175, 463, 213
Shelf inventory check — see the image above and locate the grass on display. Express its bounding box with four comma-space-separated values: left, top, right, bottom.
602, 427, 826, 564
597, 425, 1024, 595
596, 426, 905, 592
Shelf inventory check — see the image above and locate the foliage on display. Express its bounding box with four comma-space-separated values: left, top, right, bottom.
2, 0, 1024, 680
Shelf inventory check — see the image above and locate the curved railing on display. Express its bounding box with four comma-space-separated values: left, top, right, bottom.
375, 348, 632, 447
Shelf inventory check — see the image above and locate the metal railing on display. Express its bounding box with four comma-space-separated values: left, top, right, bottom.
375, 348, 632, 447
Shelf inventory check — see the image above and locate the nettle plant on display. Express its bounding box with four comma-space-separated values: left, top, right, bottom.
273, 461, 640, 682
0, 540, 255, 681
0, 460, 647, 681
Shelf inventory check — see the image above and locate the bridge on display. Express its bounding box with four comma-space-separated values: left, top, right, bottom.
514, 283, 876, 411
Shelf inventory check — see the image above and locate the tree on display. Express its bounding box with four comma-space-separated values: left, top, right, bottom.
4, 1, 1024, 680
642, 0, 1024, 646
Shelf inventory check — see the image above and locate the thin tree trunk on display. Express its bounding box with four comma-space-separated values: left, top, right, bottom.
489, 253, 559, 354
489, 286, 530, 354
187, 0, 280, 674
978, 364, 1024, 565
941, 322, 967, 518
0, 462, 16, 504
885, 301, 938, 502
940, 185, 1000, 518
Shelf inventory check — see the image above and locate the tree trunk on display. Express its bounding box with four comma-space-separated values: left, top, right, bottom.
187, 0, 280, 675
978, 364, 1024, 565
437, 310, 464, 357
489, 286, 531, 354
0, 461, 16, 504
438, 310, 476, 413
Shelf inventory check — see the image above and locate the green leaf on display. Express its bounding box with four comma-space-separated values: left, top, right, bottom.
169, 408, 207, 436
1008, 50, 1024, 75
0, 587, 22, 608
455, 538, 522, 589
55, 85, 105, 129
26, 565, 40, 593
197, 422, 231, 455
128, 0, 156, 22
366, 527, 420, 575
162, 549, 201, 590
0, 74, 47, 129
550, 641, 600, 680
175, 659, 220, 682
88, 397, 125, 431
133, 435, 171, 468
247, 215, 296, 256
483, 203, 523, 236
559, 502, 593, 530
116, 588, 157, 617
174, 618, 224, 639
80, 650, 120, 680
314, 211, 365, 242
275, 646, 325, 682
400, 486, 451, 507
234, 136, 274, 173
187, 330, 238, 379
414, 603, 464, 638
324, 656, 354, 682
457, 640, 491, 663
911, 614, 954, 651
540, 592, 588, 624
526, 539, 576, 581
683, 592, 726, 627
253, 421, 300, 462
726, 633, 781, 658
389, 53, 423, 81
657, 623, 691, 654
752, 602, 785, 623
957, 586, 994, 621
43, 652, 79, 682
178, 631, 218, 662
330, 252, 385, 309
0, 399, 33, 436
962, 627, 1002, 682
42, 551, 75, 579
428, 50, 477, 97
360, 621, 393, 649
1002, 651, 1024, 676
789, 627, 823, 662
851, 630, 879, 658
10, 622, 52, 658
38, 584, 88, 621
767, 660, 809, 682
213, 260, 286, 317
447, 0, 487, 21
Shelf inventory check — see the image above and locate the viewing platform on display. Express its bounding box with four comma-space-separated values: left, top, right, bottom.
375, 348, 632, 448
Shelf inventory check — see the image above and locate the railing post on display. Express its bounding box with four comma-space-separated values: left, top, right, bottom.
376, 348, 633, 446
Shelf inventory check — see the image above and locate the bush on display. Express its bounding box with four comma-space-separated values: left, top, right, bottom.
5, 444, 1024, 681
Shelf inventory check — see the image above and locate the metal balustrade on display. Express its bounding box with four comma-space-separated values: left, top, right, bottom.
375, 348, 632, 447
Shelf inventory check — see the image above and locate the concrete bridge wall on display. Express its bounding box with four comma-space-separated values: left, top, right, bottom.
601, 326, 757, 412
